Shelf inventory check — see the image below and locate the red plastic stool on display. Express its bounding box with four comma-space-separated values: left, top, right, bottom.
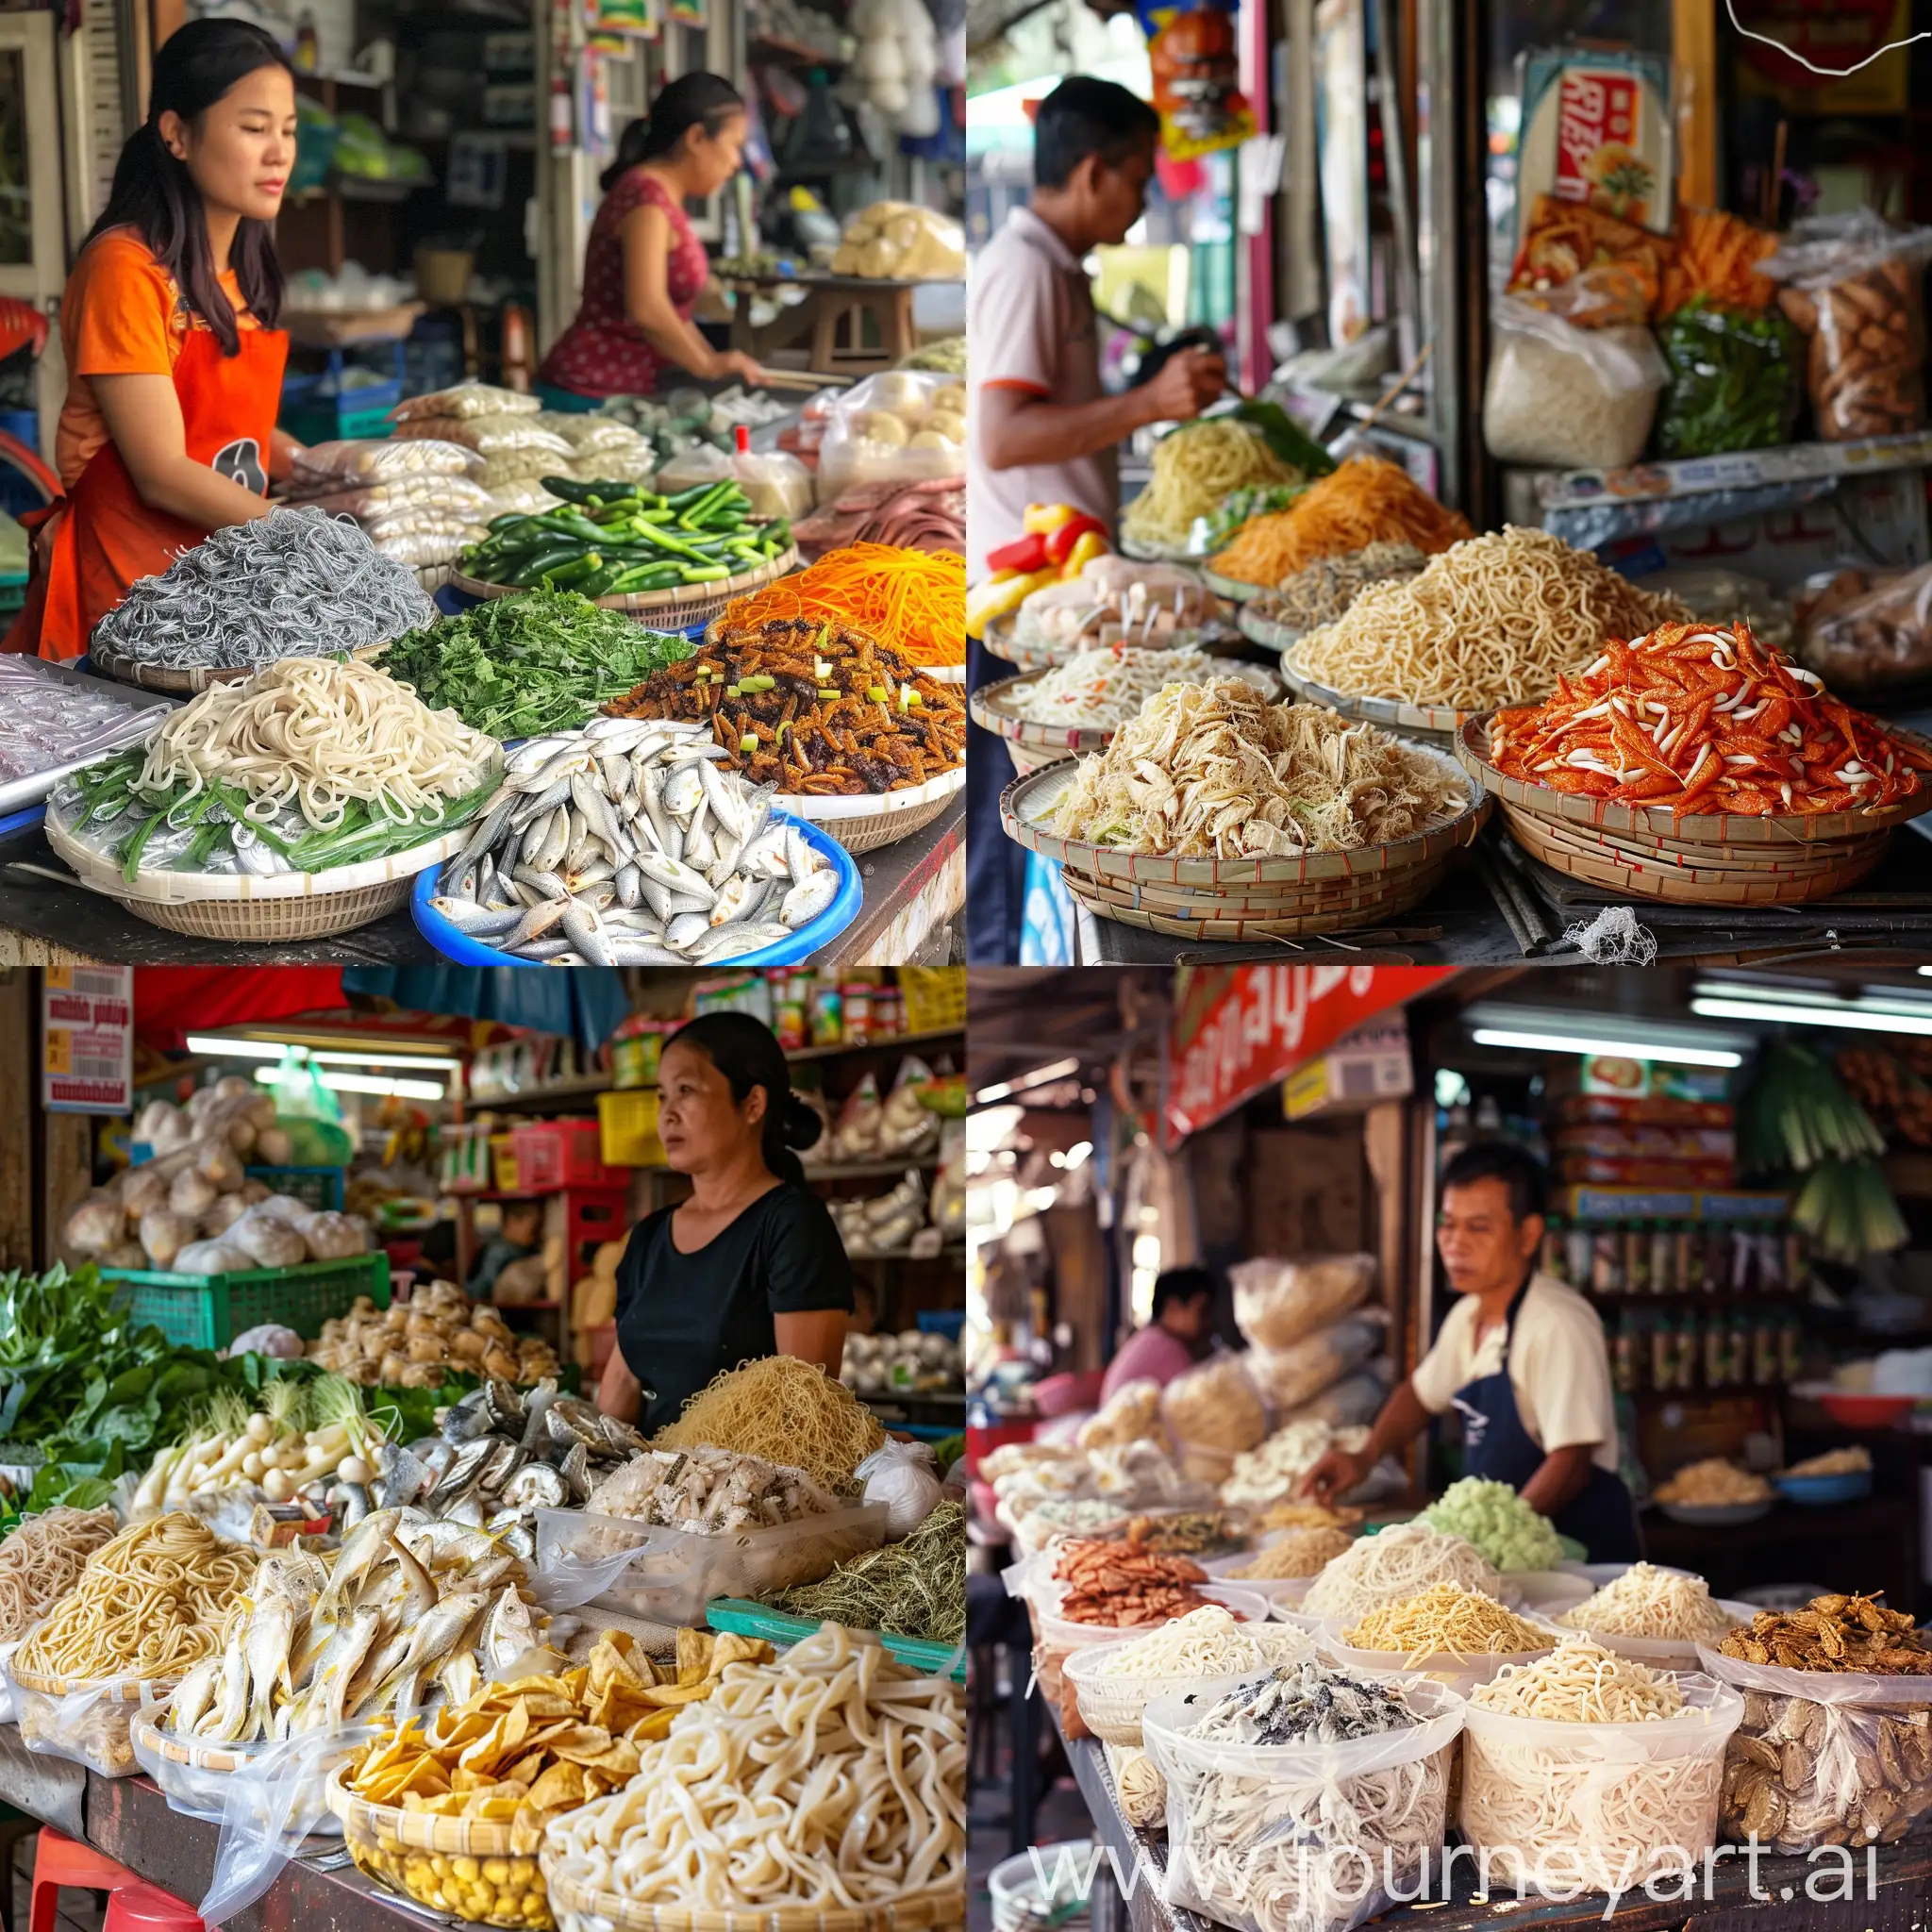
101, 1884, 203, 1932
28, 1830, 138, 1932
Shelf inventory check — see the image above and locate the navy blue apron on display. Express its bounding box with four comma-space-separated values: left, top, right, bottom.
1451, 1274, 1640, 1563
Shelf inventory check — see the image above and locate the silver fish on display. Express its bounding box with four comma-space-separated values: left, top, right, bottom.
697, 757, 746, 841
666, 911, 710, 951
740, 826, 790, 878
430, 897, 524, 938
683, 811, 717, 870
515, 937, 576, 961
511, 745, 596, 794
583, 716, 664, 748
384, 1533, 439, 1622
615, 862, 641, 908
662, 764, 704, 819
508, 778, 574, 831
571, 771, 625, 853
638, 853, 714, 902
598, 752, 634, 803
534, 806, 574, 874
374, 1591, 491, 1717
200, 1632, 254, 1742
709, 873, 758, 926
687, 921, 781, 964
608, 938, 686, 965
169, 1656, 223, 1738
561, 900, 616, 967
784, 824, 815, 885
505, 898, 572, 949
244, 1591, 298, 1740
316, 1508, 404, 1623
781, 868, 840, 927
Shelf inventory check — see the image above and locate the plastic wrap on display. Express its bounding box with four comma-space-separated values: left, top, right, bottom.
1765, 210, 1932, 441
393, 415, 575, 458
392, 382, 541, 422
817, 371, 965, 500
199, 1727, 371, 1925
1697, 1642, 1932, 1850
1482, 297, 1666, 470
1243, 1316, 1386, 1414
733, 445, 815, 521
1230, 1254, 1375, 1351
1460, 1676, 1742, 1892
296, 475, 496, 519
1143, 1672, 1465, 1932
9, 1659, 154, 1776
1795, 561, 1932, 696
1162, 1356, 1272, 1487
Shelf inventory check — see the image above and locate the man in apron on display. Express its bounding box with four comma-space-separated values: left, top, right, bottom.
1303, 1140, 1639, 1561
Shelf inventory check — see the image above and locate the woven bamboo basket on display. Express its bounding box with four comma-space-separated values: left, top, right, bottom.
1457, 712, 1932, 906
1201, 564, 1266, 603
542, 1859, 963, 1932
1118, 530, 1198, 564
775, 766, 963, 853
979, 612, 1068, 674
46, 804, 477, 942
451, 545, 797, 627
87, 643, 257, 695
134, 1714, 261, 1774
1237, 606, 1304, 656
1002, 750, 1488, 939
1273, 646, 1471, 747
11, 1664, 158, 1777
970, 665, 1285, 778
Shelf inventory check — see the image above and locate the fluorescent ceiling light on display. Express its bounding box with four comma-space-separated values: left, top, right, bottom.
974, 1057, 1080, 1105
190, 1035, 460, 1071
1469, 1027, 1741, 1070
1691, 994, 1932, 1039
253, 1067, 443, 1102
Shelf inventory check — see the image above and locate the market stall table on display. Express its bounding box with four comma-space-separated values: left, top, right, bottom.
0, 801, 960, 964
1048, 1702, 1932, 1932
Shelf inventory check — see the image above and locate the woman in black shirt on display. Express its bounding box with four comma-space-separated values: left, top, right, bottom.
597, 1010, 854, 1432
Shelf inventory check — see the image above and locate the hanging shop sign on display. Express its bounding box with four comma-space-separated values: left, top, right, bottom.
1734, 0, 1908, 112
1165, 966, 1451, 1146
43, 967, 133, 1115
1516, 47, 1673, 241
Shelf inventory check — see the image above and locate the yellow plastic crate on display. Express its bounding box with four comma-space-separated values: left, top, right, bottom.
899, 967, 965, 1035
490, 1133, 522, 1193
599, 1089, 665, 1167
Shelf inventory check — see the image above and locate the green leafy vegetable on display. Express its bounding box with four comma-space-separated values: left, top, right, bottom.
377, 590, 696, 738
1657, 298, 1801, 458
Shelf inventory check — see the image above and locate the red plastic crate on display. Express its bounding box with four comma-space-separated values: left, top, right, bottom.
510, 1120, 628, 1191
562, 1188, 628, 1268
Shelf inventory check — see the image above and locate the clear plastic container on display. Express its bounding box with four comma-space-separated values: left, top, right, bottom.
130, 1685, 352, 1832
1321, 1625, 1561, 1702
9, 1662, 156, 1777
1553, 1599, 1756, 1674
332, 1768, 549, 1928
534, 1502, 890, 1624
1507, 1570, 1596, 1619
1063, 1620, 1316, 1745
816, 372, 964, 501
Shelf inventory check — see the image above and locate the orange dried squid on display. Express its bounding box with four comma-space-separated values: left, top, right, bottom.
1488, 619, 1932, 818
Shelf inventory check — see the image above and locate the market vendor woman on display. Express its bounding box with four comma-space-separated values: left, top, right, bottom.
597, 1011, 852, 1431
537, 74, 767, 407
7, 20, 302, 660
1304, 1141, 1641, 1561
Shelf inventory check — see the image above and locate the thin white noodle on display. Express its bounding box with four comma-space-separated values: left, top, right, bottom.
1302, 1523, 1502, 1622
137, 657, 496, 832
0, 1507, 118, 1645
1015, 646, 1220, 730
1557, 1563, 1738, 1641
1090, 1606, 1312, 1677
1462, 1639, 1722, 1891
1123, 421, 1301, 547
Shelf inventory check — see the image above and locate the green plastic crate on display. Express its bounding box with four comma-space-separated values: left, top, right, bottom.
102, 1252, 390, 1349
705, 1597, 963, 1681
243, 1164, 346, 1211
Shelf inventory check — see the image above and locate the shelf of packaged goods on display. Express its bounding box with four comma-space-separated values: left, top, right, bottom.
1554, 1185, 1790, 1223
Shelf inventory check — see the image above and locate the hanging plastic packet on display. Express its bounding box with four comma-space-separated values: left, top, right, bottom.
199, 1724, 375, 1927
1138, 0, 1254, 161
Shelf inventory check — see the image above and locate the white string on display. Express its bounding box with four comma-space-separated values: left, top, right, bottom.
1724, 0, 1931, 77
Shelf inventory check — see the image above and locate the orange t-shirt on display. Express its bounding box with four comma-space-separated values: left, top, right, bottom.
56, 227, 257, 490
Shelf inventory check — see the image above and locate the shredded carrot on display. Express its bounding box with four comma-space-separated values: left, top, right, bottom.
1208, 456, 1473, 589
722, 542, 965, 668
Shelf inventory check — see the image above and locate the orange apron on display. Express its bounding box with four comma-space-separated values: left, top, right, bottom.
8, 318, 287, 660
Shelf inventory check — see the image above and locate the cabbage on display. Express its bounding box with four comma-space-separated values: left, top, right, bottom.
1421, 1475, 1563, 1573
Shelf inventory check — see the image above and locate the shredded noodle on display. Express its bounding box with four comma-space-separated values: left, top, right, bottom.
1013, 645, 1221, 730
1558, 1563, 1739, 1641
0, 1507, 118, 1645
1291, 528, 1690, 710
653, 1355, 887, 1491
1208, 457, 1472, 588
1089, 1605, 1312, 1678
1345, 1582, 1552, 1659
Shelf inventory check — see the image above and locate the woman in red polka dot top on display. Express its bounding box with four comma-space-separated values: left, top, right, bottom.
537, 73, 766, 406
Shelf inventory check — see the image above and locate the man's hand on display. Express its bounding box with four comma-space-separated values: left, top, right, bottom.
1299, 1446, 1370, 1506
1141, 345, 1226, 425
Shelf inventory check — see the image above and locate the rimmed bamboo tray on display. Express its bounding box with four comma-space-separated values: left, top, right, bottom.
1119, 530, 1198, 564
133, 1714, 262, 1774
542, 1859, 964, 1932
87, 642, 261, 695
1274, 646, 1472, 747
1001, 750, 1488, 938
774, 764, 964, 854
1456, 710, 1932, 906
1237, 605, 1304, 656
980, 610, 1241, 675
970, 663, 1285, 778
452, 544, 798, 628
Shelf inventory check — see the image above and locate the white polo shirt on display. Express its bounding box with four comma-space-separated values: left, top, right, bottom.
1410, 1272, 1621, 1474
966, 206, 1119, 577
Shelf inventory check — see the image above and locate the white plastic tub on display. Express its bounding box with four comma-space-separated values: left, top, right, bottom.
1062, 1618, 1316, 1746
534, 1501, 889, 1624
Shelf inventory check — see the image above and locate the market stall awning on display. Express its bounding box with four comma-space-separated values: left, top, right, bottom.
340, 968, 631, 1056
133, 968, 345, 1049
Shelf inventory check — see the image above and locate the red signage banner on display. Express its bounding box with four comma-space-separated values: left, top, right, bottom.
1164, 965, 1454, 1146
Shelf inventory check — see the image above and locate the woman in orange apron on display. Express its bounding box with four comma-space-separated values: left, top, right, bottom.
7, 19, 300, 659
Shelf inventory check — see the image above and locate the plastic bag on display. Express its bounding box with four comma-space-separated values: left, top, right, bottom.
1160, 1356, 1270, 1484
1697, 1643, 1932, 1850
830, 202, 966, 279
1230, 1253, 1374, 1351
0, 1641, 19, 1724
1146, 0, 1254, 160
225, 1323, 304, 1359
9, 1659, 153, 1776
1143, 1672, 1464, 1932
392, 414, 575, 458
1484, 296, 1665, 469
391, 381, 541, 422
1244, 1315, 1386, 1414
290, 439, 484, 487
817, 371, 964, 500
291, 475, 495, 518
370, 526, 489, 567
734, 444, 814, 521
1796, 561, 1932, 696
199, 1724, 372, 1926
1635, 567, 1792, 649
654, 442, 735, 494
486, 477, 562, 516
1108, 1740, 1169, 1826
858, 1439, 943, 1538
1077, 1380, 1169, 1452
1656, 298, 1801, 457
1275, 1365, 1391, 1432
1763, 209, 1932, 441
1459, 1674, 1741, 1891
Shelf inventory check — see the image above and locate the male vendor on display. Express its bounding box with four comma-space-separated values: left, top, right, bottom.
1302, 1140, 1639, 1560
